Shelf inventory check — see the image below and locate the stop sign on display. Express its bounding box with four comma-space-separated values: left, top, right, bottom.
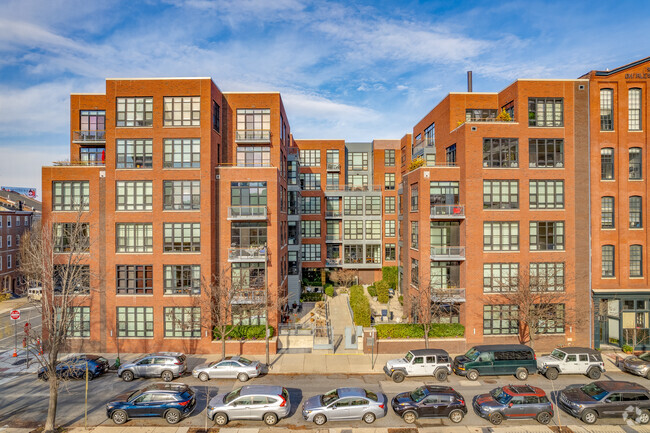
10, 310, 20, 320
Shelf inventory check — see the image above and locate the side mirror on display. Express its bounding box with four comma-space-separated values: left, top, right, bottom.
604, 398, 611, 403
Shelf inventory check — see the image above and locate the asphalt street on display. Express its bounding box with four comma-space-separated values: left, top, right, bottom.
0, 358, 649, 430
0, 304, 41, 353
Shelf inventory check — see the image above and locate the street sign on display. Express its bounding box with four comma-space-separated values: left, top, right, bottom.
10, 310, 20, 320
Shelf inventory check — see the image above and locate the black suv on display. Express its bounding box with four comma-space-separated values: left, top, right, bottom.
106, 383, 196, 425
391, 385, 467, 424
559, 381, 650, 425
473, 385, 554, 425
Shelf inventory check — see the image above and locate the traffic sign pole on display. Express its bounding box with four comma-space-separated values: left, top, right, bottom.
10, 310, 20, 357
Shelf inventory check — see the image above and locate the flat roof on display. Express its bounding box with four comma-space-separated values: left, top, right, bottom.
106, 77, 212, 80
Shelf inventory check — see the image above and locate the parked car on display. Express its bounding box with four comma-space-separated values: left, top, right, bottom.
623, 352, 650, 379
391, 385, 467, 424
117, 352, 187, 382
193, 356, 262, 382
384, 349, 452, 382
207, 385, 290, 426
537, 347, 605, 380
453, 344, 536, 381
106, 383, 196, 424
38, 354, 109, 381
302, 387, 387, 425
558, 381, 650, 424
473, 385, 554, 425
27, 287, 42, 301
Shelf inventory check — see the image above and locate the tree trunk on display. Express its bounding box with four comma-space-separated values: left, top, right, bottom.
424, 325, 430, 349
44, 374, 59, 433
221, 330, 226, 358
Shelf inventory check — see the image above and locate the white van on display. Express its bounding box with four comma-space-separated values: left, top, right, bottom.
27, 287, 42, 301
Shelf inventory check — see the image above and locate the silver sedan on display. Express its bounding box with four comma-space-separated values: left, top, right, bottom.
192, 356, 262, 382
302, 387, 387, 425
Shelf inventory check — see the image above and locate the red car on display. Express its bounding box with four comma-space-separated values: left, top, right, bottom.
473, 384, 554, 425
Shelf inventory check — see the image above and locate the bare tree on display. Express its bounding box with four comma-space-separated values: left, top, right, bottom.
20, 211, 96, 433
330, 269, 356, 288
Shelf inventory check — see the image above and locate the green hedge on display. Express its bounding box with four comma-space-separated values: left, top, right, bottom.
349, 284, 371, 327
367, 285, 377, 297
325, 286, 334, 297
375, 280, 390, 304
382, 266, 398, 289
300, 292, 323, 302
375, 323, 465, 339
213, 325, 275, 340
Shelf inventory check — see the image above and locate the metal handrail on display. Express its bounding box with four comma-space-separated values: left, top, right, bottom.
52, 160, 105, 167
227, 206, 267, 219
325, 185, 382, 192
73, 130, 106, 142
235, 129, 271, 142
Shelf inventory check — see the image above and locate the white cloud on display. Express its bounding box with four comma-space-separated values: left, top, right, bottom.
0, 144, 67, 190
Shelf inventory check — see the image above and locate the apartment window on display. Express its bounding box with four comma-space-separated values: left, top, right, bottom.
117, 307, 153, 337
529, 138, 564, 168
164, 307, 200, 338
502, 100, 515, 119
385, 150, 395, 166
116, 139, 153, 169
446, 144, 456, 165
365, 196, 380, 215
528, 97, 563, 127
483, 222, 519, 251
163, 223, 201, 252
630, 148, 643, 180
301, 220, 321, 238
410, 221, 419, 249
301, 196, 321, 214
348, 152, 368, 171
344, 245, 363, 264
236, 145, 270, 167
326, 221, 339, 239
163, 96, 200, 126
384, 196, 395, 214
53, 181, 89, 211
326, 173, 339, 190
6, 255, 11, 269
116, 97, 153, 127
484, 305, 519, 335
68, 307, 90, 337
466, 109, 497, 121
411, 259, 419, 285
601, 148, 615, 180
426, 153, 436, 166
537, 304, 565, 334
300, 149, 320, 167
483, 263, 519, 293
385, 243, 396, 261
410, 184, 418, 211
601, 197, 615, 229
530, 221, 564, 250
424, 122, 435, 144
116, 223, 153, 253
163, 138, 201, 168
385, 220, 396, 237
232, 262, 265, 290
344, 196, 363, 216
231, 182, 267, 206
365, 220, 380, 240
483, 180, 518, 209
630, 196, 643, 228
6, 235, 11, 248
600, 88, 614, 131
629, 88, 642, 131
385, 173, 395, 190
483, 138, 518, 168
300, 173, 321, 190
530, 180, 564, 209
80, 110, 105, 132
344, 220, 364, 240
347, 174, 368, 189
301, 244, 321, 261
602, 245, 615, 277
16, 217, 21, 227
116, 181, 153, 211
530, 262, 565, 291
5, 216, 9, 228
366, 244, 381, 264
116, 265, 153, 295
53, 223, 90, 253
326, 149, 339, 166
163, 180, 200, 210
80, 147, 104, 164
212, 100, 220, 132
630, 245, 643, 277
163, 265, 201, 295
236, 108, 270, 134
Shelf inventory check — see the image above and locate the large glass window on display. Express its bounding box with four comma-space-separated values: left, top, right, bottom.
300, 173, 321, 190
116, 223, 153, 253
116, 97, 153, 127
601, 148, 615, 180
483, 138, 518, 168
343, 220, 364, 240
385, 173, 395, 190
630, 148, 643, 180
80, 147, 104, 165
163, 180, 200, 210
164, 307, 200, 338
410, 221, 418, 248
300, 149, 321, 167
116, 307, 153, 337
301, 244, 321, 261
411, 258, 419, 285
301, 220, 321, 238
163, 265, 201, 295
288, 160, 298, 184
163, 138, 201, 168
327, 149, 339, 167
600, 89, 614, 131
410, 184, 419, 211
163, 223, 201, 252
630, 196, 643, 228
326, 173, 339, 190
365, 220, 380, 240
384, 220, 396, 237
116, 265, 153, 295
601, 197, 615, 229
366, 244, 381, 264
344, 245, 363, 264
80, 110, 105, 132
231, 182, 267, 206
484, 305, 519, 335
232, 262, 265, 288
528, 98, 563, 127
602, 245, 615, 277
365, 196, 380, 215
530, 221, 564, 251
483, 222, 519, 251
529, 138, 564, 168
301, 196, 320, 214
116, 181, 152, 211
385, 150, 395, 166
530, 262, 565, 292
53, 223, 89, 253
68, 307, 90, 337
344, 196, 363, 215
384, 196, 395, 214
483, 180, 518, 209
212, 100, 220, 132
385, 244, 396, 261
236, 146, 270, 167
530, 180, 564, 209
536, 304, 565, 334
236, 108, 270, 136
347, 174, 367, 189
466, 109, 497, 121
430, 181, 459, 206
348, 152, 368, 170
629, 88, 642, 131
53, 181, 89, 211
446, 144, 456, 165
630, 245, 643, 278
483, 263, 518, 293
163, 96, 200, 127
116, 139, 153, 169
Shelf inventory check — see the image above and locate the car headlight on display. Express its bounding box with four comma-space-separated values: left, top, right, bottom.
207, 406, 214, 411
304, 410, 312, 414
458, 366, 465, 370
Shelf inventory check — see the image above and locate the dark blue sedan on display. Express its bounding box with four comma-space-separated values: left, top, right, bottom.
38, 354, 109, 380
106, 383, 196, 424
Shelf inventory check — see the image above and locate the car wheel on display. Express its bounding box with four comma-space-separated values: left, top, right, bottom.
392, 371, 405, 383
587, 367, 601, 380
467, 369, 479, 381
537, 411, 552, 425
489, 412, 504, 425
363, 412, 376, 424
121, 370, 134, 382
545, 368, 559, 380
313, 414, 327, 425
402, 410, 417, 424
638, 410, 650, 424
515, 367, 528, 381
198, 372, 209, 382
111, 409, 128, 425
263, 412, 278, 426
165, 409, 181, 424
435, 369, 448, 381
237, 373, 249, 382
213, 412, 228, 426
161, 370, 174, 382
449, 409, 464, 423
581, 409, 598, 424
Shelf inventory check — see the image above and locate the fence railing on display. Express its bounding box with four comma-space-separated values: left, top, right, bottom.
235, 129, 271, 143
430, 204, 465, 218
324, 185, 382, 192
228, 206, 267, 219
52, 160, 105, 167
72, 130, 106, 143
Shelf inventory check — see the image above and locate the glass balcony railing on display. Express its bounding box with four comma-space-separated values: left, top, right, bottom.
227, 206, 267, 220
325, 235, 341, 242
326, 163, 341, 172
325, 211, 343, 218
430, 287, 466, 302
228, 247, 267, 262
430, 204, 465, 219
235, 130, 271, 143
412, 136, 434, 156
430, 246, 466, 260
326, 258, 342, 266
73, 130, 106, 143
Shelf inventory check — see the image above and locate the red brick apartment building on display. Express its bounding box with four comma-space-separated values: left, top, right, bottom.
41, 57, 650, 354
0, 208, 34, 294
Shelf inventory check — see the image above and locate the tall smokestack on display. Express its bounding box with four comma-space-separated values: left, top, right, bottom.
467, 71, 473, 92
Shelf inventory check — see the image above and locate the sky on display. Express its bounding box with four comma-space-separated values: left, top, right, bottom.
1, 0, 649, 194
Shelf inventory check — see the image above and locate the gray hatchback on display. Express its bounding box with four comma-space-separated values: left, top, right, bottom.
118, 353, 187, 382
192, 356, 262, 382
207, 385, 290, 426
302, 387, 387, 425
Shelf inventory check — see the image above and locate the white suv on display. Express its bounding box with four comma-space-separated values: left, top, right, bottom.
383, 349, 452, 382
537, 347, 605, 380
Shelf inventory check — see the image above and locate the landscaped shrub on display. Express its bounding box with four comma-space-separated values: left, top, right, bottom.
349, 284, 371, 327
408, 157, 425, 172
398, 295, 403, 306
213, 325, 275, 340
382, 266, 398, 289
367, 285, 377, 297
375, 280, 390, 304
324, 286, 334, 297
374, 323, 465, 339
300, 292, 324, 302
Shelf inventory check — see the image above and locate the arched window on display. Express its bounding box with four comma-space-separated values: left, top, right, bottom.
601, 148, 614, 180
629, 147, 642, 180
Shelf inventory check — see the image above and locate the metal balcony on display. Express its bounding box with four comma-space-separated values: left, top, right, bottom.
325, 211, 343, 219
412, 136, 435, 156
430, 287, 466, 303
227, 206, 267, 220
430, 246, 466, 261
235, 129, 271, 143
228, 247, 267, 262
326, 258, 343, 267
72, 130, 106, 143
430, 205, 465, 219
326, 163, 341, 172
325, 235, 341, 243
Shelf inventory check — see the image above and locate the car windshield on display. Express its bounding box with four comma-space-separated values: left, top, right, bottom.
550, 349, 566, 360
365, 390, 378, 401
580, 383, 608, 401
405, 352, 414, 362
238, 357, 253, 366
491, 388, 511, 404
465, 348, 480, 361
225, 388, 241, 404
321, 389, 339, 406
127, 391, 141, 402
639, 353, 650, 362
409, 387, 428, 402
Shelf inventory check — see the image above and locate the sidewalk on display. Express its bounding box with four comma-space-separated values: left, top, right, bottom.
0, 296, 30, 315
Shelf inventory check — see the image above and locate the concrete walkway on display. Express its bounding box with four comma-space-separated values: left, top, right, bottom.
327, 291, 359, 353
